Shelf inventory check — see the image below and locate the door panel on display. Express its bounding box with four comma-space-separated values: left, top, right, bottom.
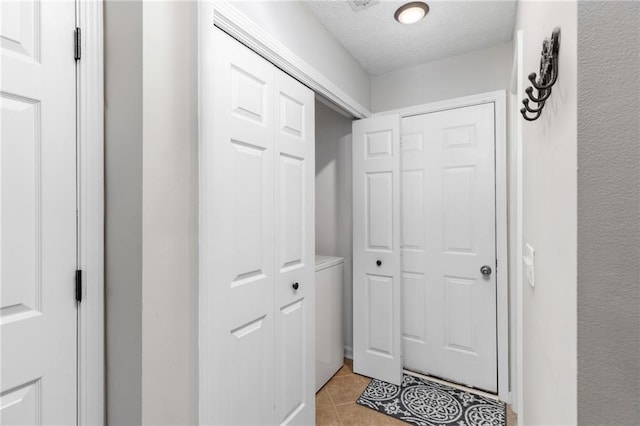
229, 316, 272, 425
443, 166, 476, 252
0, 1, 38, 61
401, 103, 497, 392
1, 1, 77, 424
279, 154, 304, 269
206, 28, 275, 424
401, 272, 425, 343
353, 115, 402, 386
0, 380, 41, 425
278, 300, 305, 422
1, 95, 40, 315
366, 172, 393, 250
274, 68, 315, 426
366, 274, 394, 355
401, 169, 424, 250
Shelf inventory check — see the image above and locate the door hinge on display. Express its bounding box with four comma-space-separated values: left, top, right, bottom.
75, 270, 82, 302
74, 27, 81, 61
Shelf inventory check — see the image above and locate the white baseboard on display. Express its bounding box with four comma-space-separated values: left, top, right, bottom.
344, 346, 353, 360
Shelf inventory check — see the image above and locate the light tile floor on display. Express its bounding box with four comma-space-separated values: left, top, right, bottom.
316, 359, 517, 426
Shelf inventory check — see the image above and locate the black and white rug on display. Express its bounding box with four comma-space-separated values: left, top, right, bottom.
356, 374, 505, 426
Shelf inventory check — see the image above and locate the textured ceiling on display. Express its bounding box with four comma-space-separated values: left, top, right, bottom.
304, 0, 517, 75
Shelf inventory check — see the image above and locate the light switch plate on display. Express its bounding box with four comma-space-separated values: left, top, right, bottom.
523, 243, 535, 288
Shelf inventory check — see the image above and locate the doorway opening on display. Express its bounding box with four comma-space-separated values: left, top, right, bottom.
352, 91, 509, 401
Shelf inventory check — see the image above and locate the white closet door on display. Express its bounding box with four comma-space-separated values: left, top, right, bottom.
273, 69, 315, 425
402, 103, 497, 392
1, 1, 77, 424
352, 115, 402, 386
201, 28, 275, 425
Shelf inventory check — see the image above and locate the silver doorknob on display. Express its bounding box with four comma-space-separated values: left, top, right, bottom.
480, 265, 492, 276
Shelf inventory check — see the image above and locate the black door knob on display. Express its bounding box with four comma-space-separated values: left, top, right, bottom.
480, 265, 492, 276
376, 260, 382, 266
292, 282, 299, 290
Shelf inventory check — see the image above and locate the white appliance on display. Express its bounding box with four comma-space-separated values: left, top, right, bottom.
315, 255, 344, 391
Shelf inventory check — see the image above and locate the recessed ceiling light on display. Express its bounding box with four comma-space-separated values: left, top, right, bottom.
394, 1, 429, 24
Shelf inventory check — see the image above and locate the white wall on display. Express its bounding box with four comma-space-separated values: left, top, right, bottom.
577, 2, 640, 423
371, 42, 513, 112
232, 1, 371, 111
515, 2, 577, 424
141, 2, 199, 425
315, 99, 355, 355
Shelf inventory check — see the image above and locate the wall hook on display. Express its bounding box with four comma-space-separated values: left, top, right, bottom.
521, 27, 560, 122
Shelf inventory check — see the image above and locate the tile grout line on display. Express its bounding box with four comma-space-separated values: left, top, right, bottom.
319, 359, 398, 426
327, 360, 355, 425
333, 400, 357, 407
331, 400, 341, 426
327, 385, 344, 426
322, 373, 342, 425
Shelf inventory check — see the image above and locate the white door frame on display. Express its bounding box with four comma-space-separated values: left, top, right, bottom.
76, 1, 105, 424
374, 90, 510, 403
208, 1, 370, 120
200, 0, 509, 406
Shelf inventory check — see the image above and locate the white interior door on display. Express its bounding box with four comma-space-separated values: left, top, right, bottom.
1, 1, 78, 424
352, 115, 402, 386
203, 28, 276, 425
273, 68, 315, 425
201, 28, 316, 425
401, 103, 497, 392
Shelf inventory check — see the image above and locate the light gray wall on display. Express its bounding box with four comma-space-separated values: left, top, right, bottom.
577, 2, 640, 424
371, 42, 513, 112
515, 2, 578, 424
233, 1, 371, 111
315, 99, 355, 354
105, 2, 198, 425
141, 2, 199, 425
104, 1, 143, 424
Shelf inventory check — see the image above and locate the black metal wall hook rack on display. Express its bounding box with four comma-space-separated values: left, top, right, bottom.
521, 27, 561, 122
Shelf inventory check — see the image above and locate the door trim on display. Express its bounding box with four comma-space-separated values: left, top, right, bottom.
515, 30, 525, 421
209, 0, 370, 119
199, 0, 509, 407
76, 1, 105, 424
375, 90, 510, 403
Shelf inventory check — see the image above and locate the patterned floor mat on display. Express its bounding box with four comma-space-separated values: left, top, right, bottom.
356, 374, 505, 425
